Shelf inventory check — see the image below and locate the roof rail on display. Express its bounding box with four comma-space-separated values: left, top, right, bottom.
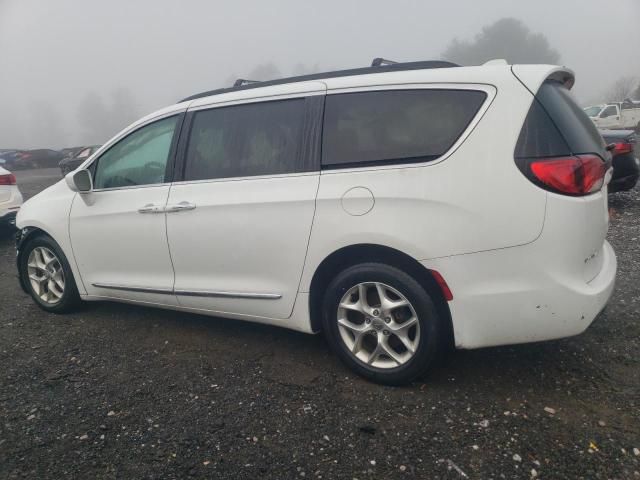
371, 57, 398, 67
233, 78, 260, 87
179, 59, 460, 103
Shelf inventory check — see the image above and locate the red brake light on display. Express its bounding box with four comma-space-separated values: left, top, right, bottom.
611, 142, 634, 156
528, 154, 607, 196
0, 173, 16, 185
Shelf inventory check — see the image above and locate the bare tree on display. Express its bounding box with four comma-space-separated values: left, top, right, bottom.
246, 63, 281, 81
28, 101, 67, 148
442, 18, 560, 66
602, 76, 640, 102
77, 92, 111, 145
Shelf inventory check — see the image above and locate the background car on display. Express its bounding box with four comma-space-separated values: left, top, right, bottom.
0, 166, 23, 228
0, 150, 24, 169
588, 101, 640, 131
600, 129, 639, 192
21, 149, 65, 169
59, 145, 101, 175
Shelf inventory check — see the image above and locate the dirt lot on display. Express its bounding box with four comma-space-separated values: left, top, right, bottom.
1, 169, 639, 479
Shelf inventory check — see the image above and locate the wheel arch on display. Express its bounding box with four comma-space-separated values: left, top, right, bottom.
308, 243, 454, 347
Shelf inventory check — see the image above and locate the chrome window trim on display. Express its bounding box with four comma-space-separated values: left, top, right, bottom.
92, 283, 281, 300
169, 170, 318, 187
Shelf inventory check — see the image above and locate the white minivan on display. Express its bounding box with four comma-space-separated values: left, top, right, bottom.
16, 59, 616, 384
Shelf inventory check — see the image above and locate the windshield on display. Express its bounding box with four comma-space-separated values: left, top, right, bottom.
583, 106, 602, 117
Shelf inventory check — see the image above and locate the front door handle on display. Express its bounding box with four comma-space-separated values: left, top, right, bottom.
138, 203, 164, 214
165, 201, 196, 213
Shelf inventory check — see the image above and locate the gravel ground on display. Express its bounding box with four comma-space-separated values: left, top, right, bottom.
1, 169, 639, 479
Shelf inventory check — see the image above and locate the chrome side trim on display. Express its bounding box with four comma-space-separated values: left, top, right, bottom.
91, 283, 174, 295
174, 289, 282, 300
91, 283, 281, 300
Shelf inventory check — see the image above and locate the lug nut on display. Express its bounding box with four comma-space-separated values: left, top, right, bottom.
372, 309, 380, 317
365, 318, 371, 324
384, 317, 391, 323
383, 330, 390, 336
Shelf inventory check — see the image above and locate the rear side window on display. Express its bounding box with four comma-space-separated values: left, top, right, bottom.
515, 81, 606, 159
322, 89, 487, 168
184, 99, 306, 181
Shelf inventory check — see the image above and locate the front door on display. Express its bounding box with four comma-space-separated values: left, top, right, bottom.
597, 105, 620, 128
166, 90, 324, 319
70, 114, 182, 305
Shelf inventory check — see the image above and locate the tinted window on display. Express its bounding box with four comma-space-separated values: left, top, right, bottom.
516, 81, 606, 159
184, 99, 306, 181
514, 98, 571, 158
322, 89, 487, 167
94, 116, 178, 189
600, 106, 617, 118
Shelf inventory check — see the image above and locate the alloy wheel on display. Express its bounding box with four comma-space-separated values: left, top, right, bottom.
27, 247, 65, 304
337, 282, 420, 368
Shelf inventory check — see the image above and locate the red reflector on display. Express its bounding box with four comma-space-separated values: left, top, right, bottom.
529, 154, 606, 196
430, 269, 453, 301
0, 173, 16, 185
611, 142, 634, 156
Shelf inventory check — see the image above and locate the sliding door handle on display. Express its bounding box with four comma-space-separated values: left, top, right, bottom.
138, 203, 164, 214
165, 201, 196, 213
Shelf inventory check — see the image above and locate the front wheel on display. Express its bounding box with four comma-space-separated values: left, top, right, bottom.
18, 234, 81, 313
322, 263, 441, 385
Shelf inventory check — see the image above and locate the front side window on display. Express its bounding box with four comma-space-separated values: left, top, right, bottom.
184, 99, 306, 181
94, 116, 178, 189
322, 89, 487, 168
600, 106, 617, 118
77, 148, 92, 159
583, 106, 602, 117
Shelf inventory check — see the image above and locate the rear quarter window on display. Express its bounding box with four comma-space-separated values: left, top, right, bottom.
322, 89, 487, 168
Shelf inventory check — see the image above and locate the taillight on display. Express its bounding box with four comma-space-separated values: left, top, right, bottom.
519, 154, 608, 196
0, 173, 16, 185
611, 142, 634, 156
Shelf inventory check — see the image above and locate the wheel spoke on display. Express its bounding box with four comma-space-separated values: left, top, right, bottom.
379, 336, 403, 365
389, 317, 418, 353
358, 284, 371, 311
374, 282, 409, 313
339, 298, 365, 314
52, 272, 65, 290
337, 318, 370, 354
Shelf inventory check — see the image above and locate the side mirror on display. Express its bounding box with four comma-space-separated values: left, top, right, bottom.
65, 169, 93, 193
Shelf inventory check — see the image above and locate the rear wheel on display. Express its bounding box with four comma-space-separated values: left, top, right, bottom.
322, 263, 441, 385
19, 234, 81, 313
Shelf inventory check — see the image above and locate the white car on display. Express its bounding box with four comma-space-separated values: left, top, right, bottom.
585, 101, 640, 130
0, 166, 23, 228
15, 59, 616, 385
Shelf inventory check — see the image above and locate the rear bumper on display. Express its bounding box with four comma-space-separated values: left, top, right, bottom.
421, 240, 616, 349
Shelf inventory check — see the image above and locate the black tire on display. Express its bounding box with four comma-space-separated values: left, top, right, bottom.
322, 263, 441, 385
18, 234, 81, 313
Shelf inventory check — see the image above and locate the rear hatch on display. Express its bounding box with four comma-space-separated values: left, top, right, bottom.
512, 68, 611, 283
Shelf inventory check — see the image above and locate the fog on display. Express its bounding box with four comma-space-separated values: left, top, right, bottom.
1, 0, 639, 149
